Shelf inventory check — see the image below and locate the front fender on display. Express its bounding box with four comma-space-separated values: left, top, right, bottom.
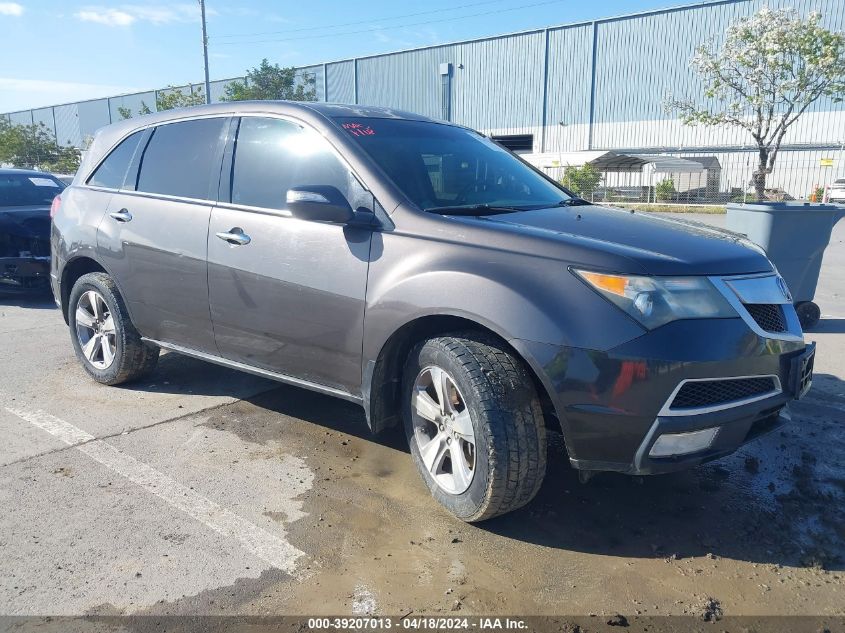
363, 271, 559, 363
362, 230, 644, 365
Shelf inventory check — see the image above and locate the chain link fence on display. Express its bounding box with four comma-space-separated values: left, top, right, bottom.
543, 147, 845, 208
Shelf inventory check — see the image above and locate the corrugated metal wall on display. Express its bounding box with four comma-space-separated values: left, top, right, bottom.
591, 0, 845, 149
298, 64, 325, 101
107, 90, 156, 121
3, 0, 844, 195
326, 60, 355, 104
8, 111, 33, 126
543, 24, 594, 153
357, 46, 450, 119
53, 104, 81, 147
453, 32, 546, 135
32, 108, 54, 140
209, 78, 237, 103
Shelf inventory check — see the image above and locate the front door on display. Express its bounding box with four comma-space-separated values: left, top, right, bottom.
96, 116, 229, 353
207, 116, 373, 393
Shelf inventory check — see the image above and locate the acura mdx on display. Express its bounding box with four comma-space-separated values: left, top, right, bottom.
51, 102, 815, 521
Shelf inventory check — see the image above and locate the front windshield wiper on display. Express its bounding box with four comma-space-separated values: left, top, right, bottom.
425, 198, 591, 216
554, 198, 592, 206
424, 204, 528, 216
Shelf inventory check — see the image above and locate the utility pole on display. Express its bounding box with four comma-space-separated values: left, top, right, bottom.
199, 0, 211, 104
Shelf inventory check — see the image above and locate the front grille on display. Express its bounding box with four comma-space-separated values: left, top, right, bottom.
670, 377, 778, 410
744, 303, 786, 333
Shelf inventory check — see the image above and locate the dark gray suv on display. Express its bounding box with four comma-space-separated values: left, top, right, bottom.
51, 102, 815, 521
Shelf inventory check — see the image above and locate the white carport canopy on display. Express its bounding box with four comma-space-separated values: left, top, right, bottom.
523, 151, 650, 173
631, 154, 706, 173
523, 151, 705, 174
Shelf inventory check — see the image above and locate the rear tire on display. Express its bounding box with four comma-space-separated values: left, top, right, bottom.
68, 272, 159, 385
402, 331, 546, 522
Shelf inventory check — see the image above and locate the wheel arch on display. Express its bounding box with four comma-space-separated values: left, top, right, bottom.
363, 312, 562, 438
59, 256, 108, 324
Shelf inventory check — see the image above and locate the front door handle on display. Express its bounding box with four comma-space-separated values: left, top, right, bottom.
215, 228, 251, 246
109, 209, 132, 222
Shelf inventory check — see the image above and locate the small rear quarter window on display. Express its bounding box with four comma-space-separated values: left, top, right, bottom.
88, 131, 144, 189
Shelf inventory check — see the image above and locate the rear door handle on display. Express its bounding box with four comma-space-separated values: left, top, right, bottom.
215, 228, 251, 246
109, 209, 132, 222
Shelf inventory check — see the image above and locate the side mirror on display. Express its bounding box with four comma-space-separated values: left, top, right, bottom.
286, 186, 354, 224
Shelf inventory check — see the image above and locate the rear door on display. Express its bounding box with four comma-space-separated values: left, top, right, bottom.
96, 116, 229, 353
207, 115, 373, 393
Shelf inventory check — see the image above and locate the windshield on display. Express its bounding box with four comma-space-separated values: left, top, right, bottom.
0, 173, 65, 207
335, 118, 572, 212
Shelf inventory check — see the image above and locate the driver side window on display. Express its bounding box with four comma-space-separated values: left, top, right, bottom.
230, 117, 356, 211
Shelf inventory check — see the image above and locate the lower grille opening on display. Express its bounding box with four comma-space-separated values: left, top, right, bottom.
670, 376, 778, 410
744, 303, 787, 333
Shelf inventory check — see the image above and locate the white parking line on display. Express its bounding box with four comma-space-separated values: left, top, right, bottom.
2, 403, 305, 574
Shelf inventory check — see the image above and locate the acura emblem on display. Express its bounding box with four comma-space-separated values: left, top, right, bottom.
776, 275, 792, 302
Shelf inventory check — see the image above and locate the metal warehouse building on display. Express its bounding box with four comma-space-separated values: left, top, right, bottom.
4, 0, 845, 201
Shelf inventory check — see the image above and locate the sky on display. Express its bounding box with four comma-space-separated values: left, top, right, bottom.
0, 0, 689, 112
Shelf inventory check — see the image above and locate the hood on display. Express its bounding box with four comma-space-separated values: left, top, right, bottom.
0, 205, 52, 241
461, 204, 772, 276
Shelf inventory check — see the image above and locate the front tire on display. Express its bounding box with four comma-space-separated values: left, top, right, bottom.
68, 272, 159, 385
402, 331, 547, 522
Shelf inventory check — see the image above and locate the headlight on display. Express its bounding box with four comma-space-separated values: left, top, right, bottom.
573, 269, 736, 329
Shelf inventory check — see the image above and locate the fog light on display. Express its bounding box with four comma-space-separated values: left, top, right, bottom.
649, 428, 719, 457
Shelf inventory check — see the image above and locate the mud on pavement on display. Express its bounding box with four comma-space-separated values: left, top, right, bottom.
120, 375, 845, 619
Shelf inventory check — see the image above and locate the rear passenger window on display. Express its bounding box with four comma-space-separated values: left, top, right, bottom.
87, 131, 144, 189
137, 118, 226, 200
230, 117, 351, 210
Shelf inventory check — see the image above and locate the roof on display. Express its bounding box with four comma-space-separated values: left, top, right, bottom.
102, 101, 435, 131
301, 102, 436, 121
77, 100, 446, 183
0, 167, 58, 176
523, 151, 650, 172
524, 151, 717, 174
90, 100, 439, 157
631, 154, 706, 173
684, 156, 722, 170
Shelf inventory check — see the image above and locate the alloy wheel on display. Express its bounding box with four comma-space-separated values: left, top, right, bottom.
75, 290, 117, 370
411, 365, 476, 494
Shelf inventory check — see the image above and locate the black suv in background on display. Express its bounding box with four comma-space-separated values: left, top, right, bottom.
1, 168, 65, 291
51, 102, 814, 521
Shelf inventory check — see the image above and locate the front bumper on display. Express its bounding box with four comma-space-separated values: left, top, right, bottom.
630, 391, 790, 475
516, 316, 811, 475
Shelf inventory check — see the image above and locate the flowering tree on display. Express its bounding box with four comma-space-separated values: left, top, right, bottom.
664, 8, 845, 199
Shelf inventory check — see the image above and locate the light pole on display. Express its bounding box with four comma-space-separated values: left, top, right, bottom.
839, 139, 845, 180
199, 0, 211, 105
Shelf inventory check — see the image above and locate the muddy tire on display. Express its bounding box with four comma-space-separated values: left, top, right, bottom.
68, 272, 159, 385
402, 331, 546, 522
